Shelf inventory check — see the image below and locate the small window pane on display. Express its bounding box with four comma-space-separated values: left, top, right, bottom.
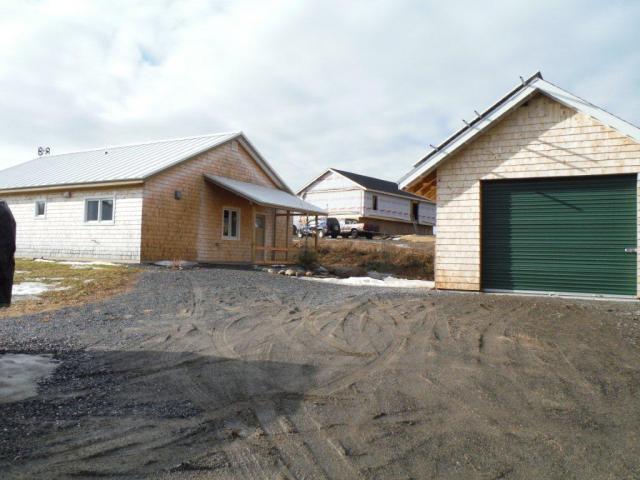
223, 210, 230, 236
230, 211, 238, 237
101, 199, 113, 221
86, 201, 99, 221
35, 201, 45, 216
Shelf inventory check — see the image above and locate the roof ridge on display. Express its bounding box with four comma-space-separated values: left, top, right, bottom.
331, 168, 398, 185
30, 131, 242, 160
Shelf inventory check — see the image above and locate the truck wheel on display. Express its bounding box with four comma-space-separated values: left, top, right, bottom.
350, 229, 358, 239
365, 233, 373, 239
331, 233, 338, 239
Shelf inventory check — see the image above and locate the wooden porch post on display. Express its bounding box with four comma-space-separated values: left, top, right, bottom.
272, 209, 277, 261
314, 214, 319, 250
251, 204, 256, 264
285, 210, 290, 261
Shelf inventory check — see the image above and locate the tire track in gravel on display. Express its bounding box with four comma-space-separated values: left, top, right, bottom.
309, 299, 431, 397
6, 269, 640, 479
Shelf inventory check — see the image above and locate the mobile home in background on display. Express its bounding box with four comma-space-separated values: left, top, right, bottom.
297, 168, 435, 236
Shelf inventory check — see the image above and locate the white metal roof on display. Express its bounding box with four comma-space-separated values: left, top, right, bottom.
204, 174, 327, 215
0, 132, 290, 193
398, 72, 640, 189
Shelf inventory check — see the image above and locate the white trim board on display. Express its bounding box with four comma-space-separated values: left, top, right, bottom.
399, 73, 640, 189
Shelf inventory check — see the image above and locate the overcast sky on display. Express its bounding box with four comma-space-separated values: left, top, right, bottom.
1, 0, 638, 190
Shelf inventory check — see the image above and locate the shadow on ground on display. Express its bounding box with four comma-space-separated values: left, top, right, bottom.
1, 348, 314, 478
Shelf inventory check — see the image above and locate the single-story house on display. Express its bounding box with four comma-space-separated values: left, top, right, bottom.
399, 72, 640, 298
0, 132, 325, 263
297, 168, 436, 235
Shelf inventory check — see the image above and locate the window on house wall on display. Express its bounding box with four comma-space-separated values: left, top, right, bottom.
372, 195, 378, 211
223, 208, 240, 239
35, 200, 46, 218
85, 198, 114, 223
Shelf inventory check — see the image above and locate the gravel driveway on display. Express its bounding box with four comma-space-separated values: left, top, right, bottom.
1, 267, 640, 479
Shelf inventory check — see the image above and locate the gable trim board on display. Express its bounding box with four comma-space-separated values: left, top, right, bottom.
399, 72, 640, 190
399, 73, 640, 297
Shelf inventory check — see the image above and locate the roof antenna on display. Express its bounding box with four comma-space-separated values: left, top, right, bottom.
429, 144, 439, 151
462, 119, 471, 126
519, 75, 526, 85
474, 110, 481, 118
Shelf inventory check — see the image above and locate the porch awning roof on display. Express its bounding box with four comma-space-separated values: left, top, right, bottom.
204, 174, 327, 215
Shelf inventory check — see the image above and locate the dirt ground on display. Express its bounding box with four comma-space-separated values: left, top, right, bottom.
1, 267, 640, 479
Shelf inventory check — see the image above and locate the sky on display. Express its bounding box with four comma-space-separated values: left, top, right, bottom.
0, 0, 639, 190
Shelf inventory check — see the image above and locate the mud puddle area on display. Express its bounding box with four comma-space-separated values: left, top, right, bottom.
0, 353, 58, 403
1, 267, 639, 479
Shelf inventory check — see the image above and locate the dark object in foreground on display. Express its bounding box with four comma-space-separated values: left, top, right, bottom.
0, 201, 16, 307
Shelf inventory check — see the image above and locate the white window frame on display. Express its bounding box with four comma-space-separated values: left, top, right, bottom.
84, 197, 115, 224
34, 199, 47, 219
222, 207, 240, 240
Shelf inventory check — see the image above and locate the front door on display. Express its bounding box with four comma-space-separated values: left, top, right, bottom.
255, 214, 266, 261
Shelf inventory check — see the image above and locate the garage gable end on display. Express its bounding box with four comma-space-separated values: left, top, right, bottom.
399, 73, 640, 190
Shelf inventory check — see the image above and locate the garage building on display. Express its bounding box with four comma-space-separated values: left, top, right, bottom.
399, 72, 640, 297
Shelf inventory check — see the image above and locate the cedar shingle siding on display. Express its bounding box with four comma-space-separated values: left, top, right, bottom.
141, 141, 288, 263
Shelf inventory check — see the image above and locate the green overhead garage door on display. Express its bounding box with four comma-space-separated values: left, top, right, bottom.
482, 175, 637, 296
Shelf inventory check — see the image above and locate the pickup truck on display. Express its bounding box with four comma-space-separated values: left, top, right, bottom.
296, 217, 341, 238
339, 218, 379, 239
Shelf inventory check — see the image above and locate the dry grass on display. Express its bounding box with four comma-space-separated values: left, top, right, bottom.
313, 239, 434, 279
1, 259, 140, 318
398, 234, 436, 244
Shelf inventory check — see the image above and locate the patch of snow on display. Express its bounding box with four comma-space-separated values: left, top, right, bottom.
0, 354, 59, 403
13, 282, 56, 296
154, 260, 198, 268
12, 282, 69, 297
33, 259, 116, 269
64, 261, 116, 269
302, 275, 434, 289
